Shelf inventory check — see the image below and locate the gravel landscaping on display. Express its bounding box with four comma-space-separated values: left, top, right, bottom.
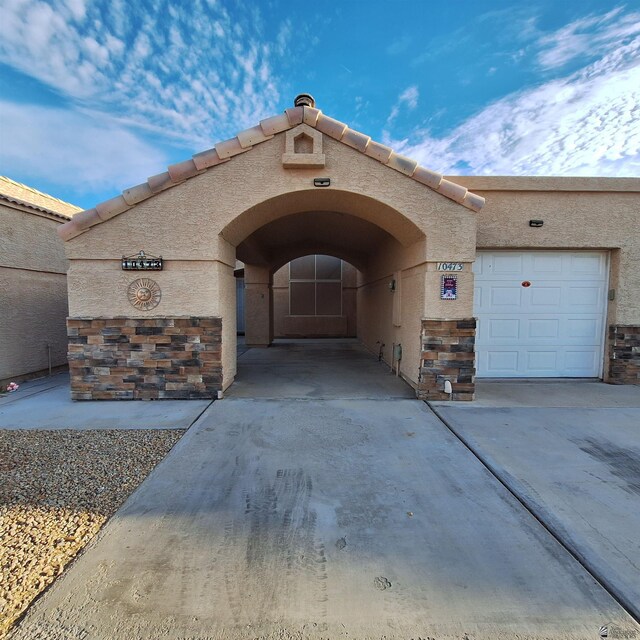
0, 429, 183, 638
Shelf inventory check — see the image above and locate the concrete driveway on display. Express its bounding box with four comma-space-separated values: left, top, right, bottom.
433, 380, 640, 623
8, 344, 640, 639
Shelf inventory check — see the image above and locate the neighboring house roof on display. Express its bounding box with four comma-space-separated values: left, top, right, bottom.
58, 101, 486, 241
0, 176, 82, 221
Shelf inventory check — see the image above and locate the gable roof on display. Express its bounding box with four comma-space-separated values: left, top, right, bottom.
0, 176, 82, 221
58, 101, 485, 241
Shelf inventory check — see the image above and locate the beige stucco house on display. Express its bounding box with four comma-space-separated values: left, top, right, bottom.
0, 176, 81, 385
56, 95, 640, 401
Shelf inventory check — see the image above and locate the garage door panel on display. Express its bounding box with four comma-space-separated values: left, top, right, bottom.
486, 350, 519, 374
570, 253, 606, 275
532, 254, 563, 271
488, 318, 521, 339
526, 350, 558, 372
490, 287, 522, 307
567, 318, 599, 340
474, 251, 607, 378
480, 347, 602, 378
565, 349, 600, 374
493, 254, 523, 273
528, 318, 560, 338
530, 287, 562, 307
480, 316, 602, 346
568, 286, 603, 309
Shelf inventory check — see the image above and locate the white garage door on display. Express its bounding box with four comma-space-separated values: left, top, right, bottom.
474, 251, 608, 378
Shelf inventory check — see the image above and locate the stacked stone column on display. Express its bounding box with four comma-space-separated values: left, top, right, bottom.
418, 318, 476, 401
608, 325, 640, 384
67, 317, 222, 400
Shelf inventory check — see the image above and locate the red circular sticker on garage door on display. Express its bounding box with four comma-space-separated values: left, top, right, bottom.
522, 281, 531, 287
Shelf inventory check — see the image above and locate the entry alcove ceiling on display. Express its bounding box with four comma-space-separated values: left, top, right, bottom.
235, 210, 394, 271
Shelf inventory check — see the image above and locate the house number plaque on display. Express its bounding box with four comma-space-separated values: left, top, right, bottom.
437, 262, 463, 271
122, 250, 163, 271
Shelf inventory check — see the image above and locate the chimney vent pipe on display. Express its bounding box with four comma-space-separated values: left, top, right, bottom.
294, 93, 315, 108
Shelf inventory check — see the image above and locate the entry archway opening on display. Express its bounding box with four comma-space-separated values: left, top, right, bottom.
229, 204, 427, 398
232, 250, 415, 399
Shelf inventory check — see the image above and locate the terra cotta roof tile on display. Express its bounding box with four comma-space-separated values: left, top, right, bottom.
167, 159, 201, 183
95, 195, 130, 221
386, 152, 418, 177
57, 99, 485, 241
122, 182, 153, 205
364, 140, 393, 164
215, 137, 250, 159
236, 125, 274, 148
314, 114, 348, 140
192, 147, 228, 171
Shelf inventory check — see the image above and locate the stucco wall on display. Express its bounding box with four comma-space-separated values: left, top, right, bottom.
357, 259, 426, 388
218, 261, 237, 389
452, 178, 640, 325
1, 205, 69, 273
67, 260, 229, 317
0, 269, 69, 380
357, 277, 393, 364
400, 265, 427, 384
0, 204, 69, 380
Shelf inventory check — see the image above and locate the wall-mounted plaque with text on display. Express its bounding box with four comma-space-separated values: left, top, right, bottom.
121, 250, 163, 271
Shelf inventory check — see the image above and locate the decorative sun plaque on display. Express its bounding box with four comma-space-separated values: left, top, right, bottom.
127, 278, 161, 311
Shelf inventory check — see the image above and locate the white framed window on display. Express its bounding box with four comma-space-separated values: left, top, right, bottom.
289, 255, 343, 316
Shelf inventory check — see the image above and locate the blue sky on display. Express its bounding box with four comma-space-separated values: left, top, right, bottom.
1, 0, 639, 210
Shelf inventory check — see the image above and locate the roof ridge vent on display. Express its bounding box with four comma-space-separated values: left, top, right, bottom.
294, 93, 315, 108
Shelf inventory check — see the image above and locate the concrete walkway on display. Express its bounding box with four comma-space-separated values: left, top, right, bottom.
0, 373, 211, 430
434, 381, 640, 622
10, 397, 638, 640
228, 338, 415, 399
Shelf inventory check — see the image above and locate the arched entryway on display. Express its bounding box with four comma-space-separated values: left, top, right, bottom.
59, 97, 481, 401
223, 192, 427, 393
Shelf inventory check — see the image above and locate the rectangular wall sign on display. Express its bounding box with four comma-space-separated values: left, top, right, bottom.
122, 251, 163, 271
441, 275, 458, 300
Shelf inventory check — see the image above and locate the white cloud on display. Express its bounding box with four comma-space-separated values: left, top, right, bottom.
0, 0, 286, 147
537, 7, 640, 69
386, 85, 419, 128
0, 100, 167, 193
389, 38, 640, 177
276, 19, 292, 56
399, 86, 419, 110
64, 0, 86, 21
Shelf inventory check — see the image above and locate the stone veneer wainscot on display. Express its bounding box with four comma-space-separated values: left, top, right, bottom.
609, 325, 640, 385
418, 318, 476, 401
68, 317, 222, 400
